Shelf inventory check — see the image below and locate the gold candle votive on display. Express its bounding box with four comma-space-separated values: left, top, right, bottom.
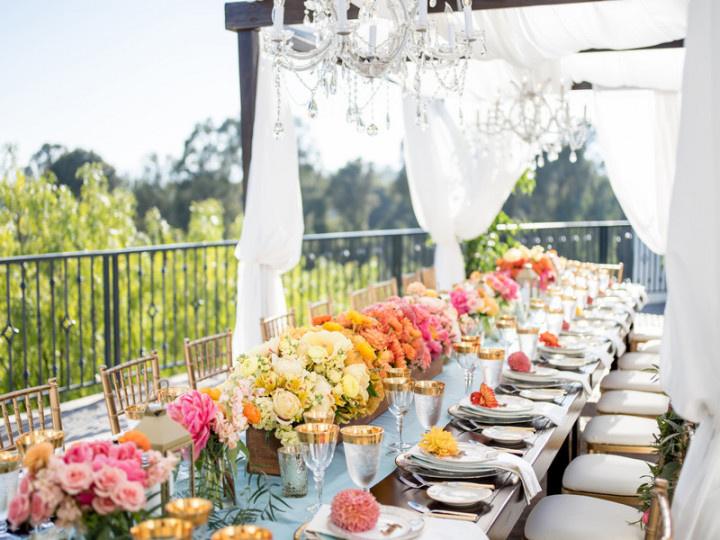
0, 450, 20, 473
302, 409, 336, 424
385, 367, 411, 379
165, 498, 212, 527
157, 386, 190, 404
125, 403, 148, 420
130, 518, 193, 540
211, 525, 273, 540
15, 429, 64, 457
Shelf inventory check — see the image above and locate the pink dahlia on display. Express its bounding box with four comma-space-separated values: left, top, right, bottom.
167, 390, 218, 459
330, 489, 380, 533
508, 351, 531, 372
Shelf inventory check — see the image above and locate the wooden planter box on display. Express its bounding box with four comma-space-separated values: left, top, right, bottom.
246, 357, 445, 475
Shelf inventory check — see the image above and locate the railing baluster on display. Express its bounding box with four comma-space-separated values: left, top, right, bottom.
90, 257, 97, 382
49, 260, 57, 381
161, 251, 168, 366
76, 258, 84, 386
35, 261, 42, 387
20, 263, 28, 388
137, 253, 144, 355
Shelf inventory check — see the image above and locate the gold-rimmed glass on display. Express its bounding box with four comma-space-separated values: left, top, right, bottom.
496, 316, 518, 357
546, 306, 564, 335
15, 429, 64, 457
295, 423, 339, 514
0, 451, 19, 537
385, 367, 411, 379
453, 341, 478, 395
413, 381, 445, 432
211, 526, 273, 539
340, 425, 384, 491
165, 498, 212, 528
517, 326, 539, 360
478, 347, 504, 389
382, 377, 413, 452
130, 518, 193, 540
302, 409, 336, 424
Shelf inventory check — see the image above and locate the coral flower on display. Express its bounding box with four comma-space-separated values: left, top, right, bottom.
330, 489, 380, 533
23, 441, 53, 475
118, 430, 151, 452
243, 402, 261, 425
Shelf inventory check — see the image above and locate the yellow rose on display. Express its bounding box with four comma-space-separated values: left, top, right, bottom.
272, 389, 302, 420
341, 374, 360, 399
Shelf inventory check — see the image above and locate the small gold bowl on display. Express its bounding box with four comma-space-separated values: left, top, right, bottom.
165, 498, 213, 527
16, 429, 64, 457
157, 386, 190, 404
211, 525, 273, 540
130, 518, 193, 539
125, 404, 148, 420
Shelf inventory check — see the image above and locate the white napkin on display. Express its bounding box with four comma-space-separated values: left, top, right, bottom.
553, 370, 592, 394
531, 402, 565, 426
305, 504, 490, 539
484, 451, 542, 504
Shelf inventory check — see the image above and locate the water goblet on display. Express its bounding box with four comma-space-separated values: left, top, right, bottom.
295, 423, 339, 514
517, 326, 539, 360
413, 381, 445, 432
340, 425, 384, 491
0, 451, 19, 539
382, 377, 414, 452
478, 347, 504, 389
453, 341, 478, 394
528, 299, 547, 329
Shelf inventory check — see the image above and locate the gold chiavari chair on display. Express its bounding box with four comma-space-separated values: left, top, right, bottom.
260, 309, 296, 341
401, 270, 421, 294
0, 379, 62, 451
349, 288, 374, 311
369, 279, 398, 303
595, 262, 624, 282
308, 299, 332, 322
100, 352, 161, 435
420, 266, 437, 290
184, 330, 232, 389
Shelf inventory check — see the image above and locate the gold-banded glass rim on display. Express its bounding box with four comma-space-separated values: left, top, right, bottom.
340, 425, 384, 445
211, 526, 273, 540
382, 377, 413, 392
496, 318, 517, 329
302, 410, 336, 424
453, 342, 476, 354
385, 367, 411, 379
0, 451, 20, 473
460, 335, 481, 344
130, 518, 194, 540
517, 326, 540, 335
530, 298, 546, 309
295, 422, 339, 444
413, 380, 445, 396
157, 387, 190, 404
546, 307, 564, 314
478, 347, 505, 360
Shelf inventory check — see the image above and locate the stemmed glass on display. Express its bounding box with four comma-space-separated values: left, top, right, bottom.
413, 381, 445, 432
340, 426, 384, 491
0, 451, 19, 539
295, 423, 339, 514
453, 341, 479, 394
385, 367, 411, 379
383, 377, 414, 452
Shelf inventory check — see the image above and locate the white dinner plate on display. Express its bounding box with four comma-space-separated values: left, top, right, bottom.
504, 366, 559, 382
519, 388, 566, 402
546, 356, 594, 369
460, 395, 534, 415
326, 505, 425, 539
481, 426, 532, 444
413, 442, 498, 469
426, 482, 493, 507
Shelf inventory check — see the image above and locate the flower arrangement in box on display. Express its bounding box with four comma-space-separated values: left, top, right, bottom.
450, 280, 500, 336
404, 282, 458, 360
496, 244, 558, 291
8, 437, 177, 538
167, 386, 252, 507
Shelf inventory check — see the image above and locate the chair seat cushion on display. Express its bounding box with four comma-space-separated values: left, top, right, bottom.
601, 370, 663, 393
562, 454, 651, 496
638, 339, 662, 353
618, 352, 659, 371
525, 494, 643, 540
583, 414, 659, 446
597, 390, 669, 416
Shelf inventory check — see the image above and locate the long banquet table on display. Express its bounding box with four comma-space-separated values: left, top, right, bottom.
247, 359, 605, 539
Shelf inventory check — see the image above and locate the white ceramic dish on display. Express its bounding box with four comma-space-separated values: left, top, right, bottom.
326, 505, 425, 539
426, 482, 493, 507
519, 388, 566, 402
481, 426, 531, 444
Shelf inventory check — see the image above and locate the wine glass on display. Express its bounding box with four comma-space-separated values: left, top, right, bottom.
413, 381, 445, 432
453, 341, 478, 394
340, 426, 384, 491
0, 451, 19, 539
295, 423, 339, 514
478, 347, 504, 389
382, 377, 414, 452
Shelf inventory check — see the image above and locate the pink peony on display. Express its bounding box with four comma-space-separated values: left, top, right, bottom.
58, 462, 93, 495
30, 491, 53, 525
93, 465, 127, 497
167, 390, 218, 459
110, 481, 146, 512
450, 288, 471, 316
330, 489, 380, 533
63, 442, 94, 464
8, 494, 30, 530
17, 474, 32, 496
92, 496, 117, 516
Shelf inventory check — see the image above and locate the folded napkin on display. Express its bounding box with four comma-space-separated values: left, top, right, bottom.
553, 370, 592, 394
531, 402, 565, 426
483, 450, 542, 504
305, 504, 490, 540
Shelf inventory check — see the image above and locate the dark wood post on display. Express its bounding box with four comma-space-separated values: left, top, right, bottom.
237, 30, 259, 210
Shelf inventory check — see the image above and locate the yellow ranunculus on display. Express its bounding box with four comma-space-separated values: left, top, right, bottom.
341, 374, 360, 399
353, 337, 376, 363
256, 372, 278, 393
322, 321, 345, 332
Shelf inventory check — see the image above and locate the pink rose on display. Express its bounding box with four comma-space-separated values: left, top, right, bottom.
63, 442, 94, 464
75, 490, 94, 507
167, 390, 218, 459
92, 456, 146, 483
110, 481, 146, 512
88, 440, 113, 457
93, 465, 127, 497
58, 462, 93, 495
17, 475, 32, 496
91, 496, 117, 516
109, 442, 143, 462
55, 498, 82, 528
8, 494, 30, 530
30, 492, 53, 526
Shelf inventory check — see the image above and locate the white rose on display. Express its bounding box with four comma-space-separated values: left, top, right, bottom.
272, 389, 302, 420
271, 355, 305, 379
300, 330, 353, 357
344, 364, 370, 401
238, 355, 259, 377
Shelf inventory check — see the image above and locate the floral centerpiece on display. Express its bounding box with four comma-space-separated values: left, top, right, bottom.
8, 436, 177, 538
450, 279, 500, 336
167, 387, 252, 507
404, 282, 458, 360
496, 244, 558, 291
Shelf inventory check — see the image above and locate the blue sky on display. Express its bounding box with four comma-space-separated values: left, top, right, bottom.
0, 1, 403, 177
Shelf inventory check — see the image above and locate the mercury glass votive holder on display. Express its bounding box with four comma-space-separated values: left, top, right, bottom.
130, 518, 193, 540
277, 445, 308, 497
211, 526, 273, 540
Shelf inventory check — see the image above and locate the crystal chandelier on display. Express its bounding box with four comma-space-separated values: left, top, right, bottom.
265, 0, 485, 136
474, 79, 590, 169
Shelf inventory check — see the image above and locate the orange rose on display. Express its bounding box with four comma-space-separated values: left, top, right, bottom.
243, 402, 261, 425
23, 441, 53, 475
119, 430, 152, 451
312, 315, 332, 326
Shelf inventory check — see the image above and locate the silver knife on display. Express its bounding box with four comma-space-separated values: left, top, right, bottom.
407, 500, 479, 522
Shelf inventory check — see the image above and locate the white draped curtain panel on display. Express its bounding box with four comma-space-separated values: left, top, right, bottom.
661, 0, 720, 537
593, 89, 680, 255
232, 49, 304, 354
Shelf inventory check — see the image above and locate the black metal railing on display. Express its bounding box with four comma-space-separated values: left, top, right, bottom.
0, 220, 664, 396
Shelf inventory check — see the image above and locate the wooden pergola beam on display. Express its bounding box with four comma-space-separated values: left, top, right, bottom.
225, 0, 614, 31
